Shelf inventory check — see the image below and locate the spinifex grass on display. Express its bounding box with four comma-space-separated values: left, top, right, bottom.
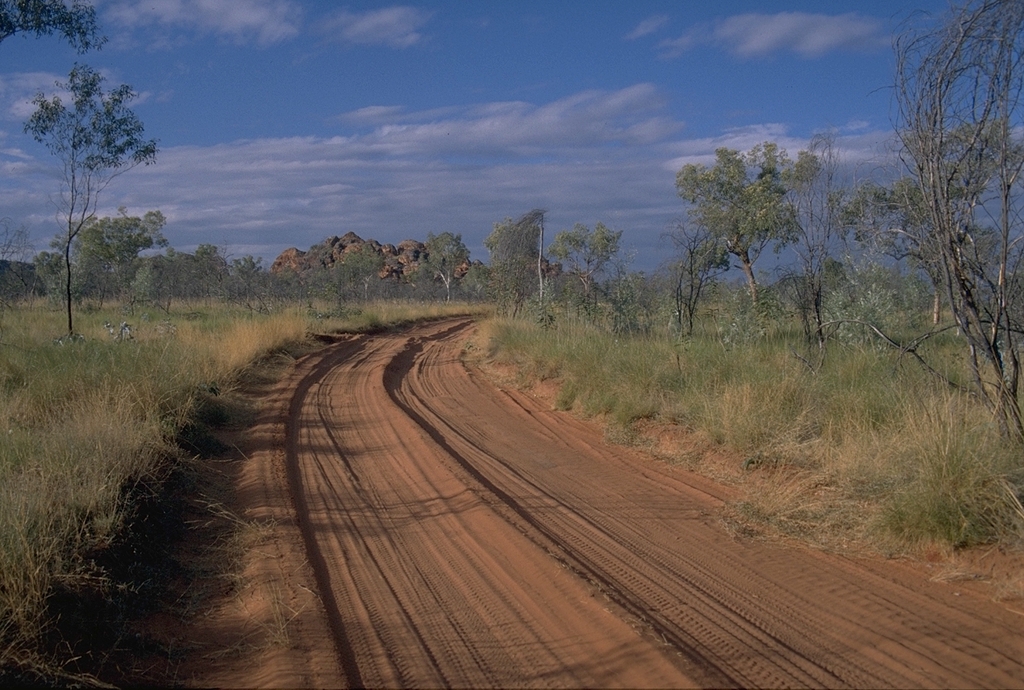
482, 316, 1024, 552
0, 299, 484, 680
0, 305, 309, 677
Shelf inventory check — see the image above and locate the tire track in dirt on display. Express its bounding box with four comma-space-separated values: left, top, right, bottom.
286, 319, 1024, 688
284, 336, 369, 690
285, 319, 689, 688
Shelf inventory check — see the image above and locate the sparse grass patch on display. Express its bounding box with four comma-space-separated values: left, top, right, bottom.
0, 299, 480, 683
482, 315, 1024, 554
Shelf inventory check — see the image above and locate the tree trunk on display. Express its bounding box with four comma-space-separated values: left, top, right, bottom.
537, 217, 545, 304
738, 252, 758, 304
64, 239, 73, 335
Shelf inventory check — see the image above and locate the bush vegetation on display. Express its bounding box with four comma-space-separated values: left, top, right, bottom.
0, 299, 482, 683
479, 290, 1024, 553
3, 1, 1023, 680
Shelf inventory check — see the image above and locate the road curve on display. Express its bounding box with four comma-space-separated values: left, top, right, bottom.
284, 318, 1024, 689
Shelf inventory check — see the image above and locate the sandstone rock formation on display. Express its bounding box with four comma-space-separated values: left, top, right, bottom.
271, 233, 428, 279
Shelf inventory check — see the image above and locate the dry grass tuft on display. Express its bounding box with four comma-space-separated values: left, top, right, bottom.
482, 316, 1024, 556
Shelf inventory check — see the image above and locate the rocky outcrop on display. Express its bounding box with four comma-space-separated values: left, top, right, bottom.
270, 247, 305, 274
271, 233, 429, 279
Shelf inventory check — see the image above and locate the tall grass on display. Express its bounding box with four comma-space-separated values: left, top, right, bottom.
0, 299, 483, 680
481, 316, 1024, 552
877, 396, 1024, 547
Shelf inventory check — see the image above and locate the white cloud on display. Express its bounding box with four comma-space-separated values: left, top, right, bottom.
0, 70, 148, 122
665, 124, 798, 169
4, 85, 894, 269
664, 123, 891, 175
104, 0, 302, 46
321, 6, 431, 49
660, 12, 886, 59
625, 14, 669, 41
99, 137, 683, 264
339, 104, 460, 126
0, 72, 67, 120
842, 119, 871, 132
341, 84, 681, 157
342, 105, 407, 124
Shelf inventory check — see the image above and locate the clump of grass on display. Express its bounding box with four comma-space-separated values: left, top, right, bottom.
877, 395, 1024, 548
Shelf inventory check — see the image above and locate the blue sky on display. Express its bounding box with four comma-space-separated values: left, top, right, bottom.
0, 0, 948, 269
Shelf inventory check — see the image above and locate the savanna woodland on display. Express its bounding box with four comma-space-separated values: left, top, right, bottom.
1, 0, 1023, 685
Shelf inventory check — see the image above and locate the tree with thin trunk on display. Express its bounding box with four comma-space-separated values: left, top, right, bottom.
335, 243, 384, 302
664, 221, 729, 336
227, 255, 271, 314
548, 221, 622, 307
485, 211, 542, 316
25, 64, 158, 335
895, 0, 1024, 439
514, 208, 547, 304
786, 132, 848, 350
676, 142, 796, 305
75, 208, 167, 305
845, 177, 947, 325
423, 231, 469, 303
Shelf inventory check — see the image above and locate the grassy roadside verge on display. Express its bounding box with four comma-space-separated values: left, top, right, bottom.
0, 300, 485, 685
476, 317, 1024, 558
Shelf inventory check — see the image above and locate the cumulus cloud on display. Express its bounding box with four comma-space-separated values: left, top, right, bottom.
103, 0, 302, 46
321, 6, 431, 48
625, 14, 669, 40
660, 12, 886, 59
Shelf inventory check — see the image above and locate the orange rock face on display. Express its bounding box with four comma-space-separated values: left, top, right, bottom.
270, 234, 430, 278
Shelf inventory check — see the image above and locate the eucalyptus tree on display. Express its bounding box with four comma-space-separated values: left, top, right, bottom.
75, 208, 167, 304
226, 255, 271, 313
0, 0, 102, 50
134, 243, 230, 311
0, 220, 33, 297
193, 243, 230, 302
548, 221, 622, 307
484, 211, 542, 316
25, 64, 157, 335
786, 133, 848, 349
664, 222, 729, 336
895, 0, 1024, 438
845, 177, 946, 324
517, 208, 547, 303
676, 142, 796, 304
335, 243, 384, 302
423, 231, 469, 303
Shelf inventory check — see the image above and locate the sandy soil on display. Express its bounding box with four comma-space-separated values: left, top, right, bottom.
173, 318, 1024, 688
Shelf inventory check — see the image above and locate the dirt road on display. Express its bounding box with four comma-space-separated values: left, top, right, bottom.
203, 318, 1024, 688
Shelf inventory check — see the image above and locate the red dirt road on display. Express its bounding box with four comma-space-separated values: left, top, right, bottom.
201, 318, 1024, 688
